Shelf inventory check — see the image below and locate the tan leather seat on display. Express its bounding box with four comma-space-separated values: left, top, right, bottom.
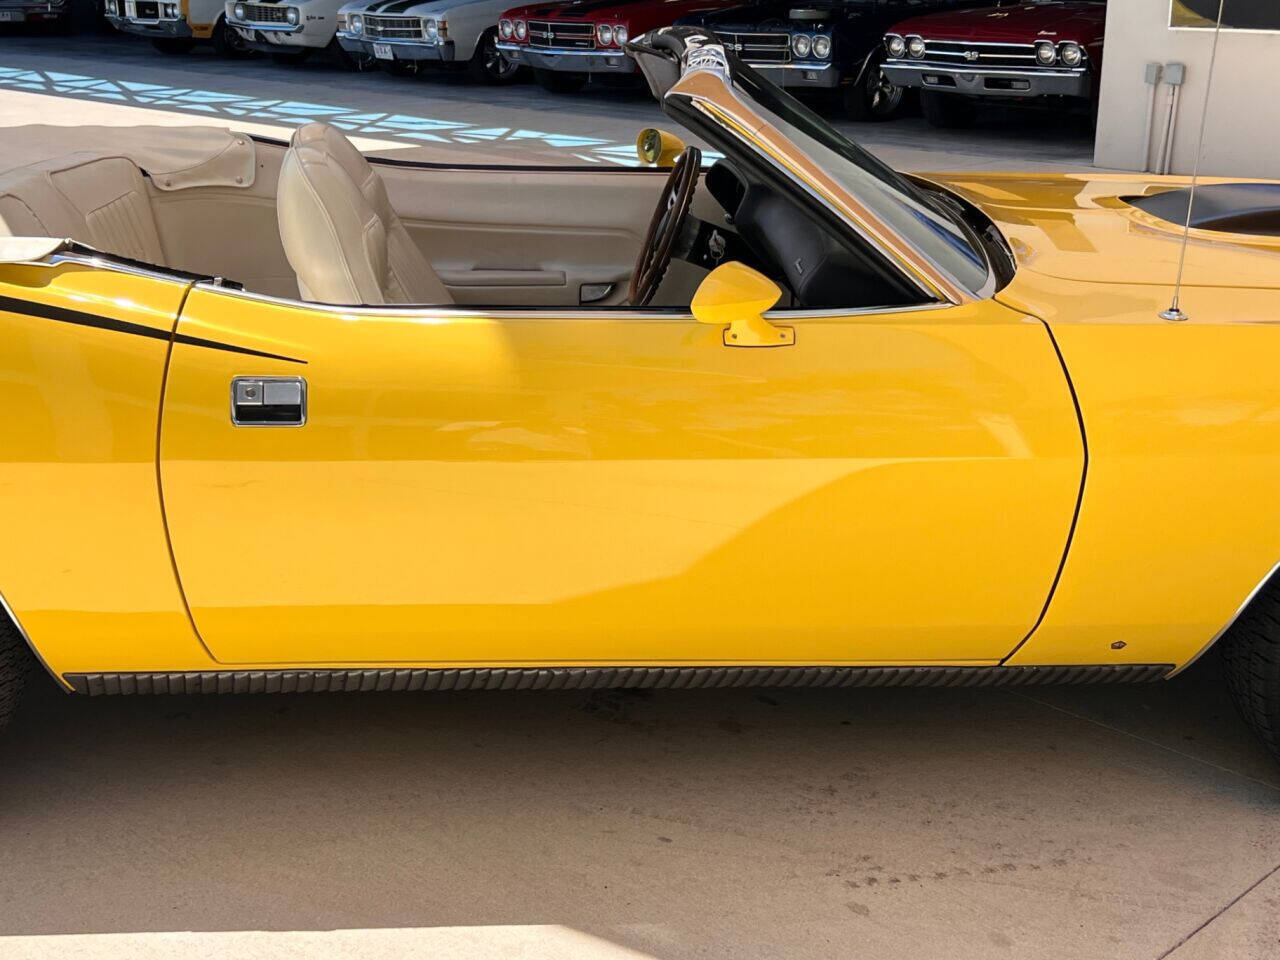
276, 123, 451, 306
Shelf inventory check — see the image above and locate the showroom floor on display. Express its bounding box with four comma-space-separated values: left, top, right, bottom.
0, 29, 1277, 960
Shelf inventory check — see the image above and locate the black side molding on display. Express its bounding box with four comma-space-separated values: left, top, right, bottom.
64, 663, 1173, 696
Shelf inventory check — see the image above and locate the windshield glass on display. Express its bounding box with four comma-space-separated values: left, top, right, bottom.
729, 63, 992, 297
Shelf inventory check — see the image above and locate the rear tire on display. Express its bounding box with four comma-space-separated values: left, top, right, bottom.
1221, 576, 1280, 762
533, 68, 586, 94
920, 90, 976, 128
151, 37, 197, 54
467, 28, 521, 84
0, 606, 32, 738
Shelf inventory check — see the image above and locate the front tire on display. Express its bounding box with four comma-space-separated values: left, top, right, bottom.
920, 90, 976, 128
843, 58, 904, 121
467, 28, 521, 84
211, 14, 251, 58
533, 68, 587, 94
151, 37, 197, 54
0, 608, 32, 738
1221, 577, 1280, 762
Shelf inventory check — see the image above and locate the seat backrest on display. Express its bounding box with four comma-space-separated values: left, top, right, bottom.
276, 123, 450, 306
0, 154, 165, 264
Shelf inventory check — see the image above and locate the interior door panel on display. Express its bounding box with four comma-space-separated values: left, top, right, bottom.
377, 164, 723, 306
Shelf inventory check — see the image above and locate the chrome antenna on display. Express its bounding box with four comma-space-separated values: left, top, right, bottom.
1159, 0, 1226, 322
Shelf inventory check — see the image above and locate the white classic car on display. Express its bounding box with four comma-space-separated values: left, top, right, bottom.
225, 0, 363, 64
336, 0, 520, 81
106, 0, 248, 54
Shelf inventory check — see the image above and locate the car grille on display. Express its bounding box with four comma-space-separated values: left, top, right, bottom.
716, 30, 792, 64
123, 0, 159, 18
364, 14, 423, 40
919, 40, 1039, 69
241, 3, 290, 23
527, 20, 594, 50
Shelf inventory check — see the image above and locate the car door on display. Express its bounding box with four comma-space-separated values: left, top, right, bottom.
158, 284, 1083, 667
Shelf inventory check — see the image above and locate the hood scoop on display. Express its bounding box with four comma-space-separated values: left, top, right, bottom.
1125, 183, 1280, 239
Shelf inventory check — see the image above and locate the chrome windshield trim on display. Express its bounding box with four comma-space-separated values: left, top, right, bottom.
1169, 560, 1280, 676
666, 66, 980, 304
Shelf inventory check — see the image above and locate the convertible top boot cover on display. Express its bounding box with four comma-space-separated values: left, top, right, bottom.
276, 122, 452, 306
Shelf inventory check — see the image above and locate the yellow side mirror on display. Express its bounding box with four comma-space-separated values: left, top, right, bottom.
635, 128, 687, 167
692, 262, 794, 348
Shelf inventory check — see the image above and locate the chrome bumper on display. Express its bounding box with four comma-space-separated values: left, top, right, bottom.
496, 43, 634, 74
106, 14, 192, 37
882, 61, 1091, 98
748, 61, 838, 90
337, 33, 453, 62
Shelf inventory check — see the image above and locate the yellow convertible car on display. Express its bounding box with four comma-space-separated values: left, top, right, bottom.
1, 30, 1279, 760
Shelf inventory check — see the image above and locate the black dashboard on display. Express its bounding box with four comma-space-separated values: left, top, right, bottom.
702, 160, 918, 309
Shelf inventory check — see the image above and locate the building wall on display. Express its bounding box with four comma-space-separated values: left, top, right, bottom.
1094, 0, 1280, 178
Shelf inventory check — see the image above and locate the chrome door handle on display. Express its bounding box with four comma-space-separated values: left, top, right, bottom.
231, 377, 307, 426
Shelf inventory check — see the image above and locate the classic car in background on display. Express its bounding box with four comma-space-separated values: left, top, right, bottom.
678, 0, 997, 121
0, 0, 69, 30
105, 0, 248, 52
336, 0, 521, 81
883, 0, 1105, 127
496, 0, 730, 92
226, 0, 363, 64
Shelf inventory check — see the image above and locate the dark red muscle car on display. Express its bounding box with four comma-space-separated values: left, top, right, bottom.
496, 0, 732, 92
881, 0, 1106, 126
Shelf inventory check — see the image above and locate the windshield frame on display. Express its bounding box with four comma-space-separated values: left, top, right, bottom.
662, 52, 996, 305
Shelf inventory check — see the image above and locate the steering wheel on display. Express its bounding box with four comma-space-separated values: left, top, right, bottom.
629, 146, 702, 307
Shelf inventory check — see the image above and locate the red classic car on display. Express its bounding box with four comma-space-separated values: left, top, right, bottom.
881, 0, 1105, 126
496, 0, 731, 92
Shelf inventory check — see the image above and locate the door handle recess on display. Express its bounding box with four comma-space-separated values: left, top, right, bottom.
231, 377, 306, 426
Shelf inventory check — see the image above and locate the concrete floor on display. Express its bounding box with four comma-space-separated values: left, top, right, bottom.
0, 27, 1277, 960
0, 655, 1277, 959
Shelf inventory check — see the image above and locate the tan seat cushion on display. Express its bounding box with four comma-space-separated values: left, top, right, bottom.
276, 122, 451, 306
0, 154, 165, 264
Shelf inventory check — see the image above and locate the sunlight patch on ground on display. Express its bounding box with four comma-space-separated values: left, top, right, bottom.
0, 925, 661, 960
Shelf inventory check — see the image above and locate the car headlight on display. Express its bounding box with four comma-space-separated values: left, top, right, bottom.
349, 12, 361, 33
614, 23, 626, 44
596, 23, 612, 46
791, 33, 811, 58
105, 0, 116, 14
233, 1, 245, 18
907, 35, 925, 58
1035, 40, 1056, 65
499, 18, 512, 39
513, 18, 526, 39
812, 34, 830, 59
285, 6, 299, 24
424, 17, 438, 39
1059, 41, 1083, 67
885, 34, 905, 58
